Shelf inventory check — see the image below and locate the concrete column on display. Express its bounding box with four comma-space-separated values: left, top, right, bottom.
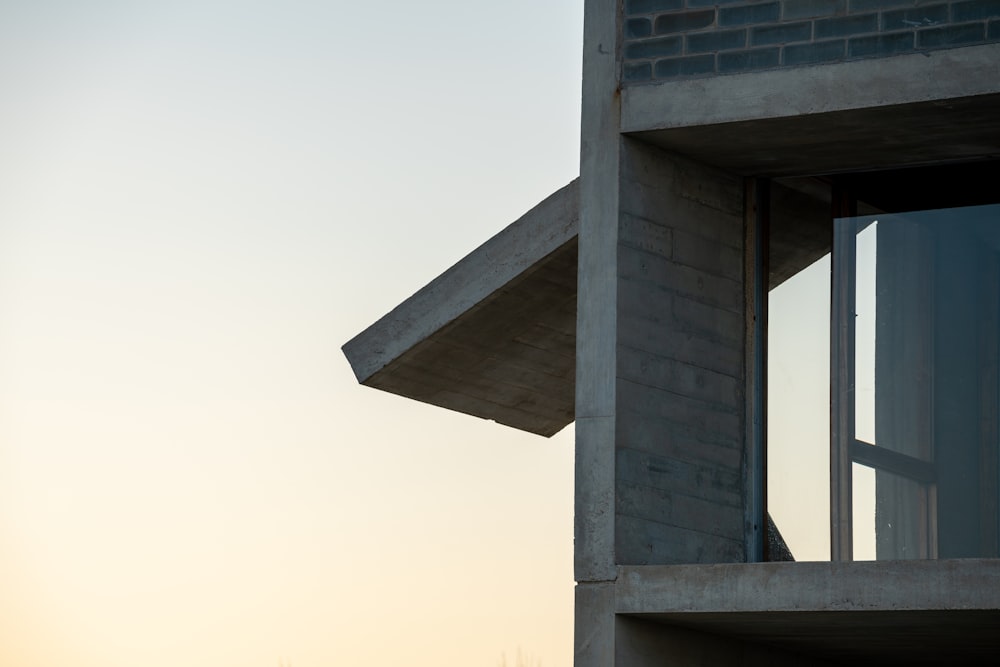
574, 0, 622, 665
574, 583, 616, 667
575, 0, 621, 585
614, 138, 747, 565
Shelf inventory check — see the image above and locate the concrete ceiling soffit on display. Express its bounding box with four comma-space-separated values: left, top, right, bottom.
621, 43, 1000, 176
342, 179, 580, 437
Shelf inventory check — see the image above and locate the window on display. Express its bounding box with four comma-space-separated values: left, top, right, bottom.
834, 200, 1000, 561
767, 162, 1000, 562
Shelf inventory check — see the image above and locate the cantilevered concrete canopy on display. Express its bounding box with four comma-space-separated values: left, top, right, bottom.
344, 175, 845, 437
343, 179, 579, 437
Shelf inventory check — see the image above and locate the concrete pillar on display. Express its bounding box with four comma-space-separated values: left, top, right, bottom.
614, 138, 747, 565
578, 136, 750, 573
575, 0, 621, 586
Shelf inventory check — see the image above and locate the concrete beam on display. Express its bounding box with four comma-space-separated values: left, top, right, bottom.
616, 561, 1000, 665
342, 179, 579, 437
622, 43, 1000, 175
617, 560, 1000, 613
622, 43, 1000, 134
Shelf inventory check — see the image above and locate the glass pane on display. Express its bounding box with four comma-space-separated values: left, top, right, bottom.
853, 463, 931, 560
837, 202, 1000, 560
876, 469, 934, 560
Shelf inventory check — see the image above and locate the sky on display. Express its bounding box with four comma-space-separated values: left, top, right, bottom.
768, 224, 878, 562
0, 2, 583, 666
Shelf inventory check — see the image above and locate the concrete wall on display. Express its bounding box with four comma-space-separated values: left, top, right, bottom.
615, 138, 747, 565
623, 0, 1000, 83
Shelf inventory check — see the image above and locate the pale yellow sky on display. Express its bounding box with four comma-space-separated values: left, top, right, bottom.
768, 225, 879, 562
0, 2, 581, 666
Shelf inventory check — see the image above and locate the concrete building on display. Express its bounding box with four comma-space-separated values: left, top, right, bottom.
345, 1, 1000, 664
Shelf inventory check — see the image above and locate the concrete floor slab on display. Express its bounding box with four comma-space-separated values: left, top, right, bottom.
617, 560, 1000, 665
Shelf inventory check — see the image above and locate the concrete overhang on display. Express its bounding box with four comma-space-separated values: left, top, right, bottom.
342, 175, 856, 437
622, 43, 1000, 176
617, 560, 1000, 665
343, 179, 579, 437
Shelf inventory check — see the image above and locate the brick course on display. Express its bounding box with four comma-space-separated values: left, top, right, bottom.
848, 29, 915, 56
656, 9, 717, 32
720, 2, 782, 24
882, 5, 949, 30
623, 0, 1000, 83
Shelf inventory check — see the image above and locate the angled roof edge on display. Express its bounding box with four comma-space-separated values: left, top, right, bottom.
343, 178, 580, 386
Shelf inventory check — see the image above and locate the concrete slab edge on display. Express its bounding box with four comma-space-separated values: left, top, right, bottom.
616, 560, 1000, 614
622, 43, 1000, 134
342, 178, 580, 383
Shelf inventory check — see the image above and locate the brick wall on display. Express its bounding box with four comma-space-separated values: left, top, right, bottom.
623, 0, 1000, 83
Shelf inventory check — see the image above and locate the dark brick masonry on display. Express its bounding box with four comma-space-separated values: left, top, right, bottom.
623, 0, 1000, 83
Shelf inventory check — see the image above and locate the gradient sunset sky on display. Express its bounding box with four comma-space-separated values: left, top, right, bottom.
0, 2, 878, 665
0, 2, 582, 665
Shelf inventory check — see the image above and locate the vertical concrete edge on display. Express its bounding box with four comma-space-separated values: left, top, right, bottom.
343, 179, 580, 384
744, 178, 767, 562
575, 582, 617, 667
575, 0, 622, 584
